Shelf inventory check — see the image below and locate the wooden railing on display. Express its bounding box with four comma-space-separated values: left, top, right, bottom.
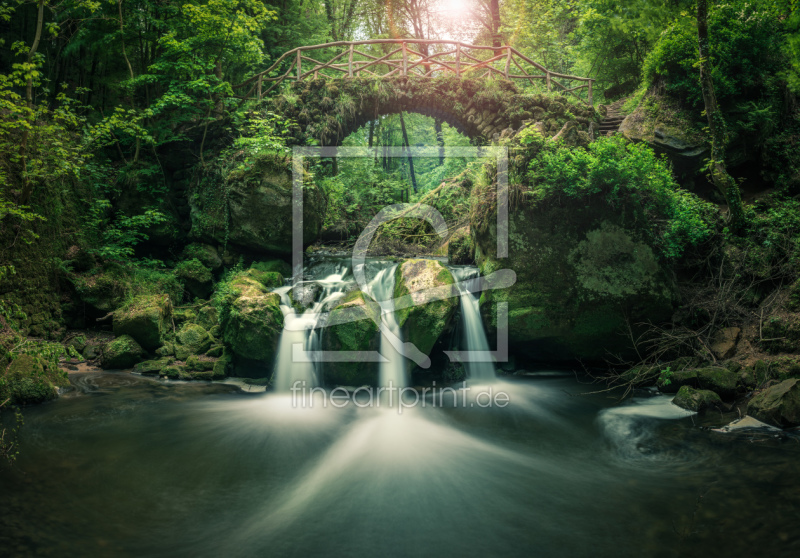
232, 40, 595, 107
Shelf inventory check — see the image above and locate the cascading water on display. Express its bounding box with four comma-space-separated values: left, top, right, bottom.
271, 262, 351, 392
364, 263, 408, 395
450, 266, 496, 382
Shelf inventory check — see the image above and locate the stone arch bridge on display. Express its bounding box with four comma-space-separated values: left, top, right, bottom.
232, 40, 598, 145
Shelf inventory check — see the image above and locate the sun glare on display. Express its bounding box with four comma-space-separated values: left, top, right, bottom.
439, 0, 470, 20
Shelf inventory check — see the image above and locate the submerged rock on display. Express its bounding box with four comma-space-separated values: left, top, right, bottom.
322, 290, 382, 385
112, 295, 171, 351
393, 259, 458, 358
101, 335, 145, 369
672, 385, 724, 412
747, 379, 800, 427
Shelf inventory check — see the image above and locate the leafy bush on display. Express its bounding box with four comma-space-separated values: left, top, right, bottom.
516, 133, 718, 260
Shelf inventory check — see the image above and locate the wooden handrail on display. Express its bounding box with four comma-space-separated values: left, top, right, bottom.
232, 40, 595, 107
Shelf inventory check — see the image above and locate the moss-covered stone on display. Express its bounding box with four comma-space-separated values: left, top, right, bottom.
133, 357, 174, 375
657, 369, 699, 394
189, 152, 326, 255
101, 335, 145, 369
186, 355, 215, 372
0, 354, 66, 405
181, 243, 223, 270
175, 258, 214, 299
244, 268, 284, 289
155, 342, 175, 357
196, 305, 219, 330
113, 294, 171, 351
221, 276, 283, 365
695, 367, 740, 399
322, 290, 381, 385
747, 379, 800, 427
175, 323, 212, 359
672, 385, 724, 412
251, 259, 292, 277
393, 259, 458, 359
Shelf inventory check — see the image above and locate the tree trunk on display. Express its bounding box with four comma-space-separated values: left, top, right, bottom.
399, 113, 418, 193
434, 118, 444, 166
490, 0, 502, 55
696, 0, 744, 232
19, 0, 46, 204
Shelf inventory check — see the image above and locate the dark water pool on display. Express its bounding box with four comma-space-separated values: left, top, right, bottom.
2, 371, 799, 557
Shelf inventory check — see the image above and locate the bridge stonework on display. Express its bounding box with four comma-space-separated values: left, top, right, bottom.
265, 76, 597, 146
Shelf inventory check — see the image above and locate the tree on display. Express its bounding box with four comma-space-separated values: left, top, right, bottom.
696, 0, 744, 232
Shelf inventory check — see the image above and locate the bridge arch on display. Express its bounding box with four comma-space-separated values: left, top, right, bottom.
264, 76, 596, 146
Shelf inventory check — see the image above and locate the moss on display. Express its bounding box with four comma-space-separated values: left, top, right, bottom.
175, 258, 213, 299
133, 358, 174, 375
250, 259, 292, 277
447, 226, 474, 265
101, 335, 145, 369
182, 243, 222, 270
244, 268, 284, 289
113, 294, 171, 351
672, 385, 723, 412
220, 277, 283, 362
393, 259, 457, 359
322, 290, 381, 385
175, 323, 212, 359
0, 354, 67, 405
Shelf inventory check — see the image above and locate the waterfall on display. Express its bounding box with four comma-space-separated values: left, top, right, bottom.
365, 263, 408, 393
450, 266, 496, 382
271, 262, 351, 392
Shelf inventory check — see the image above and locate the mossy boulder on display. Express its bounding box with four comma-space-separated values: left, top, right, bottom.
181, 243, 223, 270
0, 354, 66, 405
694, 366, 740, 399
251, 259, 292, 277
447, 226, 474, 265
475, 208, 677, 362
747, 379, 800, 427
393, 259, 458, 358
196, 305, 220, 330
175, 323, 213, 360
112, 294, 171, 351
220, 276, 283, 372
101, 335, 145, 369
175, 258, 214, 299
672, 385, 724, 412
322, 290, 381, 385
244, 268, 284, 289
133, 358, 174, 375
657, 369, 699, 393
189, 152, 326, 256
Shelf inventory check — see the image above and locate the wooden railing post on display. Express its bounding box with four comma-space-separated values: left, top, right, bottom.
588, 79, 593, 106
546, 71, 551, 91
504, 46, 511, 79
296, 50, 302, 80
402, 42, 408, 76
257, 74, 262, 99
456, 44, 461, 76
348, 44, 354, 78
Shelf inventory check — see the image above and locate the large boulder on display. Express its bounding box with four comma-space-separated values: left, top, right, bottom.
393, 259, 458, 358
322, 290, 381, 385
175, 259, 213, 299
189, 153, 326, 256
0, 354, 63, 405
220, 275, 284, 373
113, 295, 171, 351
747, 379, 800, 427
475, 213, 677, 362
101, 335, 145, 369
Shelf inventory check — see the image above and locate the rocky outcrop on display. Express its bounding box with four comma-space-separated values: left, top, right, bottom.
393, 259, 458, 358
0, 354, 64, 405
747, 379, 800, 427
322, 290, 382, 385
190, 153, 326, 256
475, 211, 677, 362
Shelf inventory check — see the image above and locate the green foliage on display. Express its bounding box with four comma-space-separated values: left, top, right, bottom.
642, 1, 785, 110
519, 135, 718, 259
659, 366, 673, 386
